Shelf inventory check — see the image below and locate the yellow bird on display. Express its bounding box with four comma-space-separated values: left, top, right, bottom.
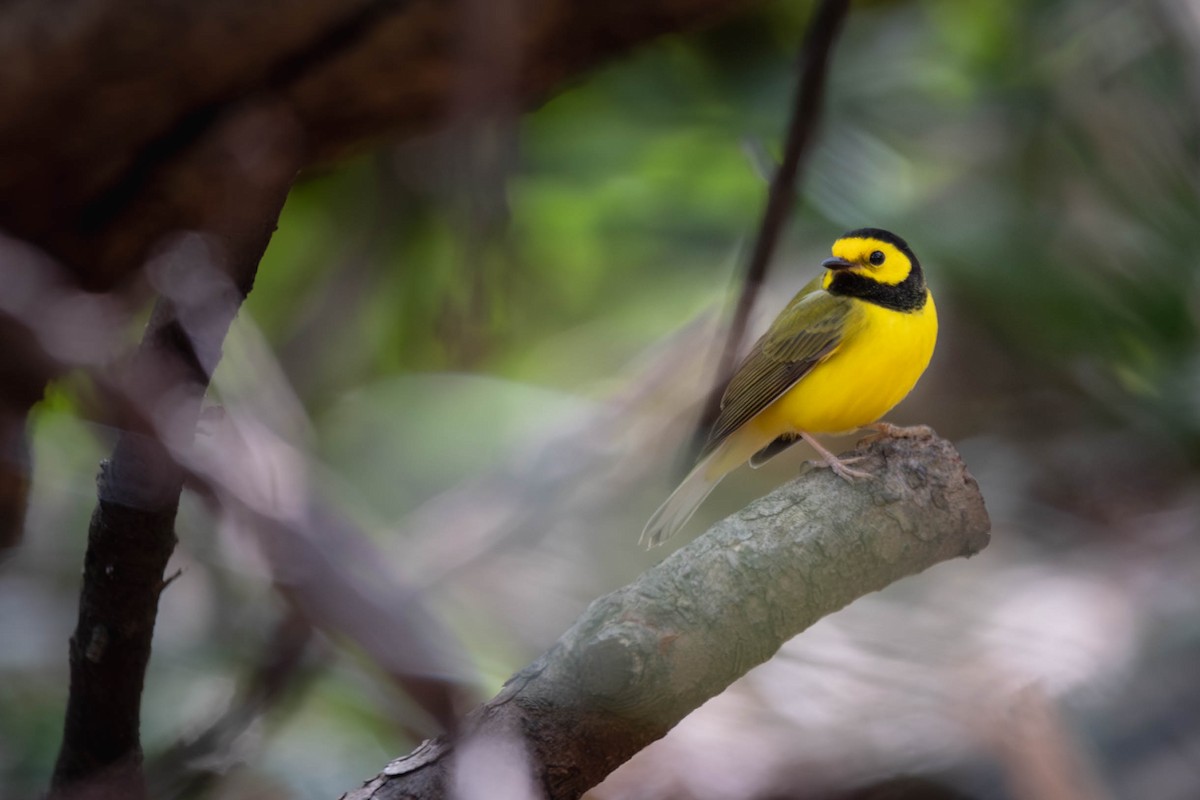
641, 228, 938, 547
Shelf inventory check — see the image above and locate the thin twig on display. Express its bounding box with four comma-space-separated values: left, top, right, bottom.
691, 0, 851, 457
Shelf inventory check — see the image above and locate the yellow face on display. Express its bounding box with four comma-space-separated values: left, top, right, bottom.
822, 236, 914, 287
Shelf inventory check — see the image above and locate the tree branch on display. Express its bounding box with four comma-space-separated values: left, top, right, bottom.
342, 431, 991, 800
49, 102, 302, 800
0, 0, 768, 289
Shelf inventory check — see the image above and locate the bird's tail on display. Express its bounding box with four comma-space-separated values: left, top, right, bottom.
640, 428, 768, 548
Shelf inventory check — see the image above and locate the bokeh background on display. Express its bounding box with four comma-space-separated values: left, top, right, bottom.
4, 0, 1200, 797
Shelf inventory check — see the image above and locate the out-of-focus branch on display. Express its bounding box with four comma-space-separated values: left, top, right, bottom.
0, 0, 768, 290
0, 235, 120, 555
48, 102, 302, 800
1, 225, 476, 791
146, 609, 315, 799
188, 318, 480, 734
692, 0, 851, 455
343, 432, 991, 800
0, 321, 47, 553
196, 415, 479, 734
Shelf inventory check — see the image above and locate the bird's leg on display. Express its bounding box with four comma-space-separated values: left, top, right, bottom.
859, 422, 936, 444
800, 432, 872, 482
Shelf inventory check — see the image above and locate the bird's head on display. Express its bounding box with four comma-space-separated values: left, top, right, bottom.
821, 228, 923, 288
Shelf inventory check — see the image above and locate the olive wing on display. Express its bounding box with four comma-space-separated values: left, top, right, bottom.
702, 287, 853, 457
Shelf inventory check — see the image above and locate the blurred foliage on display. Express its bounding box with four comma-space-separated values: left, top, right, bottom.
6, 0, 1200, 798
246, 0, 1200, 453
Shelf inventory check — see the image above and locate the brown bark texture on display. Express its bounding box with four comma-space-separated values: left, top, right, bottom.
342, 431, 992, 800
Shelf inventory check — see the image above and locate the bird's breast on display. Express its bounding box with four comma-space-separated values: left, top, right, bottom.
758, 292, 938, 435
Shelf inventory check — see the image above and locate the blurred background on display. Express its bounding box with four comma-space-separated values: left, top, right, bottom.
4, 0, 1200, 797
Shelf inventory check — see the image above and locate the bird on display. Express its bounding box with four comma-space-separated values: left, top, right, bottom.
640, 228, 938, 547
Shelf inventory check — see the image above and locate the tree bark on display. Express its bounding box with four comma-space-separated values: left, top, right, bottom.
48, 102, 302, 800
342, 431, 992, 800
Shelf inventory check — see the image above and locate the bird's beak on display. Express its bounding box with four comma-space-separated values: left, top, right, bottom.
821, 256, 854, 271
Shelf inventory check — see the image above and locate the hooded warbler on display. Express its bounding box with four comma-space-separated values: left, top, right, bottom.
641, 228, 937, 547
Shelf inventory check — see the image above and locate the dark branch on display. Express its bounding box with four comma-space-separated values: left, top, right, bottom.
49, 102, 302, 800
76, 0, 415, 238
341, 431, 991, 800
0, 227, 476, 793
691, 0, 851, 457
0, 0, 767, 289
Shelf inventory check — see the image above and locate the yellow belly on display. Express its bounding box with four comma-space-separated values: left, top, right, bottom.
752, 292, 937, 436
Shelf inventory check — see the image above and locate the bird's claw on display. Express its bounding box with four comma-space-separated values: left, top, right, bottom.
806, 454, 873, 482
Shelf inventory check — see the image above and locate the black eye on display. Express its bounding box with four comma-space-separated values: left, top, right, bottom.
869, 250, 885, 266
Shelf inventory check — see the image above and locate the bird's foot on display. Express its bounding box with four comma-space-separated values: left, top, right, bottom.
805, 453, 873, 482
800, 431, 873, 482
858, 422, 935, 445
